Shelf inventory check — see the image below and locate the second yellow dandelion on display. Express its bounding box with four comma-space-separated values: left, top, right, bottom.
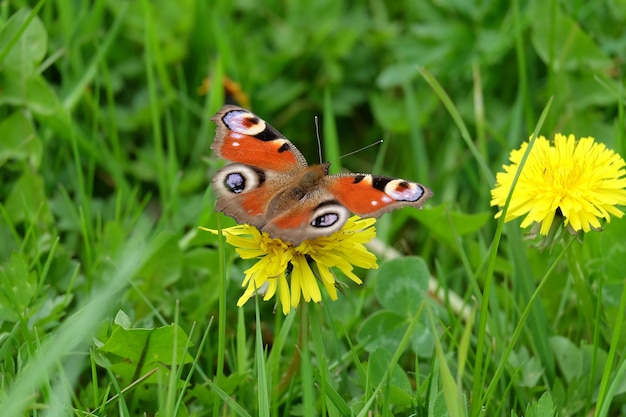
491, 133, 626, 235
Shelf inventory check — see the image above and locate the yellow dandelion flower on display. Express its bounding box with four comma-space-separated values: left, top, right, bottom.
491, 133, 626, 235
200, 216, 378, 314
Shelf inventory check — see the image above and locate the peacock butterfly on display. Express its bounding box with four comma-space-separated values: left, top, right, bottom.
211, 105, 432, 245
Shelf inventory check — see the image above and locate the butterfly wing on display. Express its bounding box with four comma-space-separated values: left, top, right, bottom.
211, 106, 308, 231
260, 185, 351, 245
211, 105, 308, 170
261, 172, 433, 244
325, 173, 433, 217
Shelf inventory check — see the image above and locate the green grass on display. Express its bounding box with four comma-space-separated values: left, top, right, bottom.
1, 1, 626, 416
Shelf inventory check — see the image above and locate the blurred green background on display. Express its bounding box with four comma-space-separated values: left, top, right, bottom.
1, 1, 626, 416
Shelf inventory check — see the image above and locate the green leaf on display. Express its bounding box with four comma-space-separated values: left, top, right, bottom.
137, 232, 183, 294
530, 3, 612, 72
581, 344, 607, 385
525, 392, 557, 417
0, 111, 41, 168
508, 347, 544, 388
411, 322, 435, 357
357, 310, 407, 353
376, 63, 418, 88
0, 252, 38, 322
99, 323, 194, 384
4, 170, 53, 226
412, 204, 492, 247
370, 92, 410, 134
431, 391, 450, 417
0, 8, 47, 73
114, 310, 134, 329
375, 257, 429, 317
368, 347, 412, 392
387, 385, 415, 408
550, 336, 581, 383
0, 73, 60, 115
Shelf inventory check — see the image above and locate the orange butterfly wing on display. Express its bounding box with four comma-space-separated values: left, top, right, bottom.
327, 174, 432, 217
211, 105, 307, 172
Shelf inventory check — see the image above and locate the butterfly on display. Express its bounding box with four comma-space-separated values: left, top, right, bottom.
211, 105, 433, 245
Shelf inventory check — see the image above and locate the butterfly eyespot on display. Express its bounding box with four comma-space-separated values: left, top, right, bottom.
224, 172, 246, 194
213, 164, 264, 197
383, 179, 424, 202
311, 212, 340, 228
307, 203, 350, 235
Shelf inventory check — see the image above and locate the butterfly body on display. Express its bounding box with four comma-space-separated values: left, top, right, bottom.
211, 105, 432, 245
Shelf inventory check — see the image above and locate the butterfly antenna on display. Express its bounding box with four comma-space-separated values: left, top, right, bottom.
314, 115, 323, 164
336, 139, 384, 160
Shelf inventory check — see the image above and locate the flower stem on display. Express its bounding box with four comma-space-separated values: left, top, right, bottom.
277, 307, 304, 393
565, 237, 596, 332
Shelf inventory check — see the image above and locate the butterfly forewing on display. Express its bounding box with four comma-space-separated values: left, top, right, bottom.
211, 105, 307, 172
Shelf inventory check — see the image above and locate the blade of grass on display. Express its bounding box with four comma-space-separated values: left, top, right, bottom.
435, 330, 466, 417
299, 304, 316, 417
323, 89, 341, 172
61, 2, 127, 111
402, 79, 428, 181
162, 301, 181, 416
195, 4, 229, 159
512, 0, 535, 141
309, 304, 334, 416
212, 213, 228, 416
595, 282, 626, 417
255, 292, 270, 417
312, 366, 352, 417
508, 225, 555, 381
142, 0, 169, 218
418, 66, 494, 184
206, 379, 252, 417
471, 97, 553, 416
236, 307, 249, 378
175, 319, 212, 416
482, 237, 572, 406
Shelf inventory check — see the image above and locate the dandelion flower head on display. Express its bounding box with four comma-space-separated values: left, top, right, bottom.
201, 216, 378, 314
491, 133, 626, 235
